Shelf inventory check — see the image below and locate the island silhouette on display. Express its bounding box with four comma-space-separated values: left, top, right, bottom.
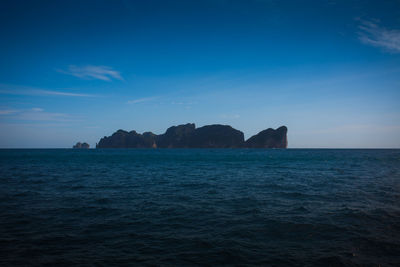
73, 142, 90, 149
96, 123, 287, 148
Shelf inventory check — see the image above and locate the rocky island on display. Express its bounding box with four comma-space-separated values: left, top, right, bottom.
73, 142, 90, 149
96, 123, 287, 148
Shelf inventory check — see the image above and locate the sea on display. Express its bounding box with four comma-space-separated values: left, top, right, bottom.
0, 149, 399, 266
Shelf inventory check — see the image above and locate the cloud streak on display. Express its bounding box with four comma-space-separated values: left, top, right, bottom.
18, 108, 72, 122
59, 65, 123, 81
0, 107, 77, 122
358, 20, 400, 53
0, 109, 19, 115
127, 97, 157, 104
0, 84, 97, 97
33, 90, 95, 97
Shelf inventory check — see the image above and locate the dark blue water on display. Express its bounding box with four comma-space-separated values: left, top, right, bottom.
1, 149, 399, 266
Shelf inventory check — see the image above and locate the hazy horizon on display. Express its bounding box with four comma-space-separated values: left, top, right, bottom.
1, 0, 399, 148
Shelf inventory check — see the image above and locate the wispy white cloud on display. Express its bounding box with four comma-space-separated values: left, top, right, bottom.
127, 97, 157, 104
358, 20, 400, 53
59, 65, 123, 81
0, 84, 97, 97
33, 90, 95, 97
0, 109, 19, 115
0, 107, 78, 122
18, 108, 73, 122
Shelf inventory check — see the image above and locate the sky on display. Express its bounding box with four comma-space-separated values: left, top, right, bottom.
0, 0, 399, 148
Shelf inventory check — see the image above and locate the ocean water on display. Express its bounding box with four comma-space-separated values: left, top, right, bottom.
0, 149, 399, 266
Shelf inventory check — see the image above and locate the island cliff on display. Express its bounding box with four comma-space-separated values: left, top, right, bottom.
245, 126, 288, 148
96, 124, 287, 148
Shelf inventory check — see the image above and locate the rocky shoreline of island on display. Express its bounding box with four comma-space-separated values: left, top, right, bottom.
95, 123, 287, 149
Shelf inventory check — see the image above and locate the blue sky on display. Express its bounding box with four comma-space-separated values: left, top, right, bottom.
0, 0, 399, 148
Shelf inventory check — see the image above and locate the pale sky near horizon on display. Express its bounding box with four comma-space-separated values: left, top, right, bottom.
0, 0, 399, 148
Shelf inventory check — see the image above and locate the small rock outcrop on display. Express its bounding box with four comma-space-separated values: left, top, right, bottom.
73, 142, 90, 149
96, 123, 288, 148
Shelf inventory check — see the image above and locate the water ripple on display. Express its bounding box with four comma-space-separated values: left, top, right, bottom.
0, 149, 399, 266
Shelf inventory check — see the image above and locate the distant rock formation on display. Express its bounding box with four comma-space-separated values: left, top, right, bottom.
189, 125, 244, 148
156, 123, 196, 148
96, 123, 287, 148
73, 142, 90, 149
245, 126, 287, 148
